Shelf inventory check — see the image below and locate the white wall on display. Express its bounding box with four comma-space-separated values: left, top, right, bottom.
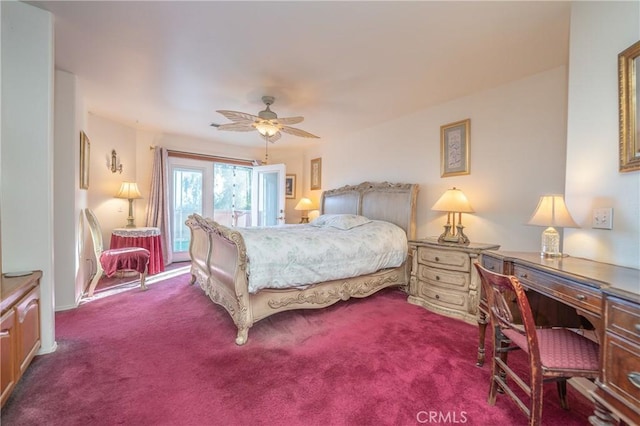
54, 70, 88, 310
312, 66, 569, 252
86, 113, 139, 251
564, 1, 640, 269
1, 1, 56, 353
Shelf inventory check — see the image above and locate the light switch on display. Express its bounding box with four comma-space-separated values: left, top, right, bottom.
592, 208, 613, 230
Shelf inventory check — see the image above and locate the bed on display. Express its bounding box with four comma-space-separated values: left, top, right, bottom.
186, 181, 418, 345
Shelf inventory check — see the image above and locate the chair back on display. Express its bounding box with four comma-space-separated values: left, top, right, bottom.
84, 208, 105, 258
474, 262, 540, 359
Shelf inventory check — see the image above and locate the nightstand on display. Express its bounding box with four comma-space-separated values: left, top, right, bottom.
407, 238, 500, 324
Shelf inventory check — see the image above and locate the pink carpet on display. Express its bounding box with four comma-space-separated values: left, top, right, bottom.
1, 273, 594, 425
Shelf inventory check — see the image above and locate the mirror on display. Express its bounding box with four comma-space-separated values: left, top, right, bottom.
619, 40, 640, 172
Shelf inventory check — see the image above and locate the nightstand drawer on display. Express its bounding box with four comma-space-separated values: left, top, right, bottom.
606, 296, 640, 344
603, 333, 640, 411
418, 285, 468, 311
417, 264, 469, 291
512, 264, 601, 316
417, 247, 470, 272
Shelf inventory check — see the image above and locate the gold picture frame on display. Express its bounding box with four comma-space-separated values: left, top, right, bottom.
619, 40, 640, 172
285, 174, 296, 199
310, 157, 322, 190
440, 119, 470, 177
80, 131, 90, 189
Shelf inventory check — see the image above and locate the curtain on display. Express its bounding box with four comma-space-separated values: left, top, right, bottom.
145, 147, 172, 264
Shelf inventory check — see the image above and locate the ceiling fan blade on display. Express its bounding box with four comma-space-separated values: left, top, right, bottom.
275, 116, 304, 125
216, 122, 256, 132
280, 126, 320, 138
216, 110, 259, 123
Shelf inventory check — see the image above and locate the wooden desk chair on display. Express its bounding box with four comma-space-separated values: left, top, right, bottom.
84, 208, 150, 297
473, 262, 600, 426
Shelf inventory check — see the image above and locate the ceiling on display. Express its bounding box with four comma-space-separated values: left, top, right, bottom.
28, 1, 571, 148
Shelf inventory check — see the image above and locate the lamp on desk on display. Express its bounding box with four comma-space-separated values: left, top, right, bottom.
431, 187, 474, 245
294, 198, 314, 223
527, 194, 578, 258
115, 182, 143, 228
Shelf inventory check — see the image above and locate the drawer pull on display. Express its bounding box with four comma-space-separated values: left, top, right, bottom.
519, 273, 528, 279
576, 294, 586, 301
628, 372, 640, 389
434, 257, 440, 262
435, 276, 440, 281
488, 265, 495, 271
435, 294, 440, 300
635, 324, 640, 332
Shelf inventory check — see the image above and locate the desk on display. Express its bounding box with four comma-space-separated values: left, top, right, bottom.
480, 251, 640, 426
110, 227, 165, 275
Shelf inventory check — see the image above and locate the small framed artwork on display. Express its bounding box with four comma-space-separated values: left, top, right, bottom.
285, 174, 296, 199
310, 157, 322, 190
440, 119, 470, 177
80, 131, 90, 189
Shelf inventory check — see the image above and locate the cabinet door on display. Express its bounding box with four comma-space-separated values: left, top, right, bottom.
1, 309, 17, 407
15, 287, 40, 374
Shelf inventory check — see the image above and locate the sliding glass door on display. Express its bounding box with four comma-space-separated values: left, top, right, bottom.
168, 156, 285, 262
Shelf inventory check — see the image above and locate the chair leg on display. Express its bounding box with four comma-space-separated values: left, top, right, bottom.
557, 380, 569, 410
140, 264, 148, 291
87, 264, 104, 297
530, 372, 544, 426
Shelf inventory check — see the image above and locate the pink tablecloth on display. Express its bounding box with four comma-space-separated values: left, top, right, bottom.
110, 228, 165, 275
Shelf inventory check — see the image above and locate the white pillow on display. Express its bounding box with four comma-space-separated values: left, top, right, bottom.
310, 214, 372, 230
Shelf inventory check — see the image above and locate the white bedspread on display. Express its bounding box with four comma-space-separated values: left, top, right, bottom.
237, 220, 408, 293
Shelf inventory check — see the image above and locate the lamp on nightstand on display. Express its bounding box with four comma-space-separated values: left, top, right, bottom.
115, 182, 143, 228
432, 187, 474, 245
527, 194, 578, 258
294, 198, 314, 223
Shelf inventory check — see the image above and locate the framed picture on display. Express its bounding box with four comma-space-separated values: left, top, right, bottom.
285, 174, 296, 199
618, 40, 640, 172
80, 131, 90, 189
310, 157, 322, 190
440, 119, 470, 177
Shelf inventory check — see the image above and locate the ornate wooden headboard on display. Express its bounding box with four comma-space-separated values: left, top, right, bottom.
320, 181, 419, 239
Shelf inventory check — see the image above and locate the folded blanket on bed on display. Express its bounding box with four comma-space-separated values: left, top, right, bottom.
237, 218, 407, 293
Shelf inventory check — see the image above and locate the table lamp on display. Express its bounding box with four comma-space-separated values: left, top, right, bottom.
115, 182, 143, 228
294, 198, 314, 223
431, 187, 474, 245
527, 194, 578, 257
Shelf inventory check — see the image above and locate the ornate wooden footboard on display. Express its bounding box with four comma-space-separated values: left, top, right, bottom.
186, 181, 418, 345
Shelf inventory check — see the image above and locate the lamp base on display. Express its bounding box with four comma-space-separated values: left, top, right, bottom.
299, 217, 309, 224
437, 224, 470, 245
125, 199, 136, 228
539, 226, 560, 257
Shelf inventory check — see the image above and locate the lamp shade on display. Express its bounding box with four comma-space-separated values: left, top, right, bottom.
115, 182, 143, 199
527, 195, 578, 228
294, 198, 314, 211
431, 187, 474, 213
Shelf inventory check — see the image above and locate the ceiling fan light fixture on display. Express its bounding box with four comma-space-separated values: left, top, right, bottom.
255, 121, 279, 137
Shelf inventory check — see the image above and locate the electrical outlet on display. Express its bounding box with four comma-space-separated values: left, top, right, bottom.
592, 208, 613, 230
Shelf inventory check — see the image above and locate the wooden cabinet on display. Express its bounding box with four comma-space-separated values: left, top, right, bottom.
1, 271, 41, 407
591, 291, 640, 426
407, 239, 499, 324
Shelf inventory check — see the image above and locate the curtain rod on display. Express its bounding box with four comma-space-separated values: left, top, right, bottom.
150, 145, 258, 166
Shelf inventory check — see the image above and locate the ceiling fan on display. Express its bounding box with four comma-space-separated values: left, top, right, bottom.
211, 96, 320, 144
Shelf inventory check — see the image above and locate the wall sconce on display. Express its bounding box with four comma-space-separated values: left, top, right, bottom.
110, 149, 123, 174
431, 187, 475, 245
